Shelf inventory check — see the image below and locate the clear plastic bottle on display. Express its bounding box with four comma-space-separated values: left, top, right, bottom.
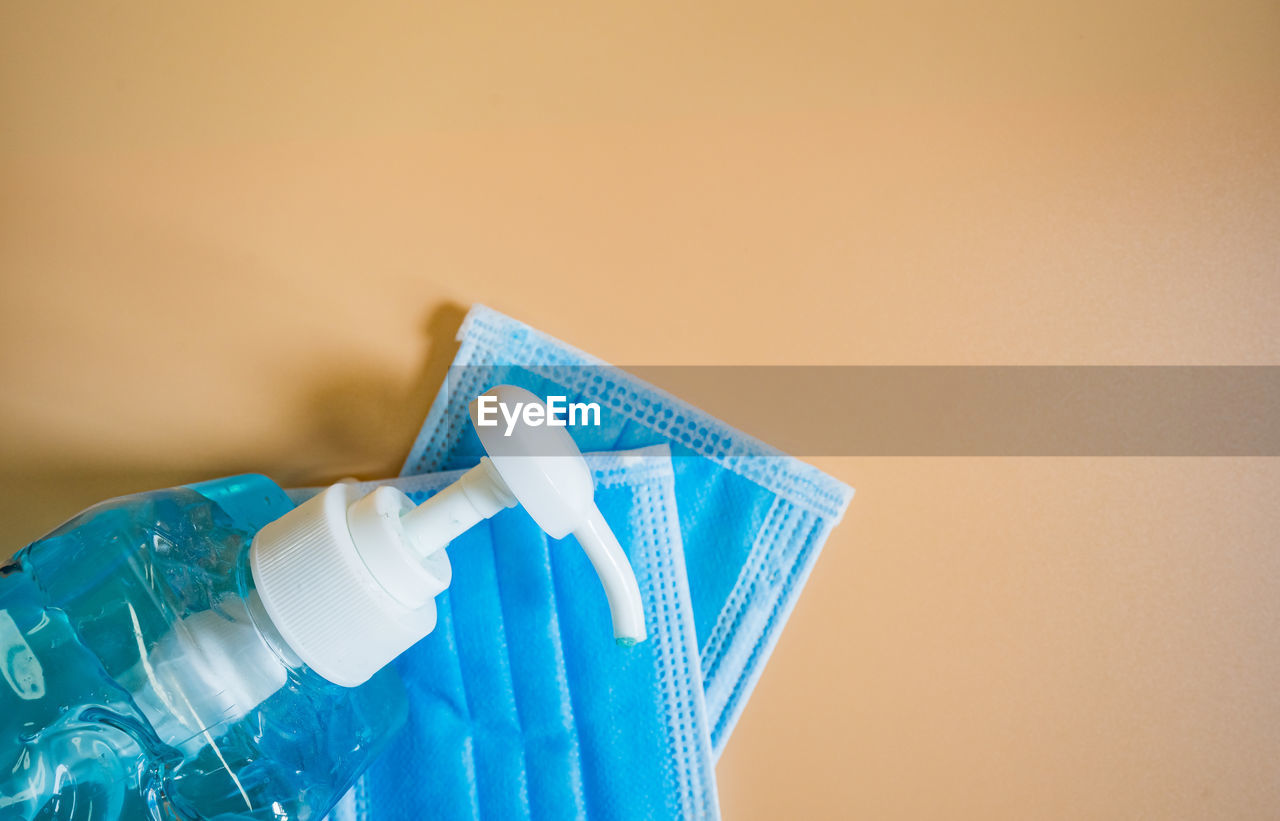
0, 386, 646, 820
0, 475, 408, 820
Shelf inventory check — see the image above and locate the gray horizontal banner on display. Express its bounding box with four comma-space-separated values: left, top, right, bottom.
442, 366, 1280, 456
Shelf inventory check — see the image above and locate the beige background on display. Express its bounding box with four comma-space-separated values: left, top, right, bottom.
3, 2, 1278, 817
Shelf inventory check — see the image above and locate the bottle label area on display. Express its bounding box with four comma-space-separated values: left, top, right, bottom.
0, 609, 44, 701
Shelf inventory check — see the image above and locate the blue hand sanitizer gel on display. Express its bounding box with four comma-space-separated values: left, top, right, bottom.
0, 386, 646, 820
0, 475, 409, 819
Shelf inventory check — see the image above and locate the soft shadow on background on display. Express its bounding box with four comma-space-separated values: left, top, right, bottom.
1, 303, 467, 554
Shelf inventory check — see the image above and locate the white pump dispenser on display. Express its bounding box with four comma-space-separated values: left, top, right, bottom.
249, 385, 646, 688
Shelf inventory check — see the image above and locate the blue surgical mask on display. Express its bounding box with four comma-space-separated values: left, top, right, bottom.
330, 446, 719, 821
403, 305, 854, 756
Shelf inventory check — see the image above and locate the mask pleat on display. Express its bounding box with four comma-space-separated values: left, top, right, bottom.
380, 560, 482, 818
445, 523, 533, 820
487, 513, 587, 820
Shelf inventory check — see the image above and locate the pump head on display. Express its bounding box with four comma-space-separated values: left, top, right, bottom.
250, 386, 646, 687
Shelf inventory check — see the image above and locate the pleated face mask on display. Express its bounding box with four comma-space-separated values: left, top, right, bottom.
330, 446, 719, 821
403, 305, 854, 755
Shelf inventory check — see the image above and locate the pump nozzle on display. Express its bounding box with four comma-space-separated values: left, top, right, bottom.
251, 385, 646, 688
462, 386, 647, 646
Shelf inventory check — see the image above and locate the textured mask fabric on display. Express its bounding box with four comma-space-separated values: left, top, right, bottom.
327, 446, 719, 821
402, 305, 854, 757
